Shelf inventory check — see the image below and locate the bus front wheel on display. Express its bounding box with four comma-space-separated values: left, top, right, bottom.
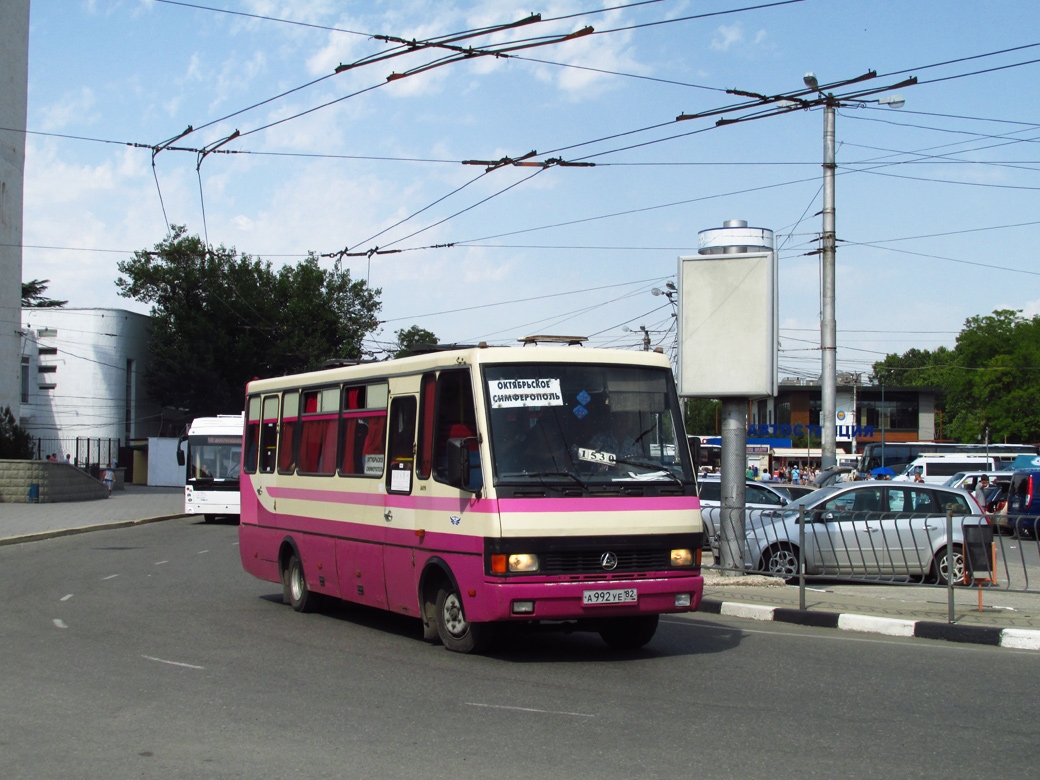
435, 583, 494, 653
283, 551, 320, 613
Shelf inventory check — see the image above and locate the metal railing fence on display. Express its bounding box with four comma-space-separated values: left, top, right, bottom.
703, 504, 1040, 598
33, 437, 120, 478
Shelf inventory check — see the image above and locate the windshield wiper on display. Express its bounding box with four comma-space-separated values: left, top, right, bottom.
614, 457, 684, 485
500, 470, 588, 489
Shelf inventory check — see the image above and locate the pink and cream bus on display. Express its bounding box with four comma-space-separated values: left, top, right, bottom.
239, 341, 704, 653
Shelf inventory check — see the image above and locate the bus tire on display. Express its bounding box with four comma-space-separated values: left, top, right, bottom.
283, 551, 320, 613
435, 583, 493, 653
599, 615, 659, 650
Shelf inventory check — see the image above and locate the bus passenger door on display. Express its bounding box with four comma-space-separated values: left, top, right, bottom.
382, 394, 420, 615
334, 382, 391, 611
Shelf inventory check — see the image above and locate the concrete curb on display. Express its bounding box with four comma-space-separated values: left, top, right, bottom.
701, 598, 1040, 651
0, 514, 190, 546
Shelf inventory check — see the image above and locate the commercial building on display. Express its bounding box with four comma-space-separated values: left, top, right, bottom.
19, 308, 164, 464
750, 377, 937, 449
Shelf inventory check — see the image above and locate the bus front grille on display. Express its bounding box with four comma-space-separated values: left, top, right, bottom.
539, 549, 670, 575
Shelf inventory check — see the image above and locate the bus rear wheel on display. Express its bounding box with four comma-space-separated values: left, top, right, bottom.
599, 615, 659, 650
283, 551, 320, 613
435, 583, 494, 653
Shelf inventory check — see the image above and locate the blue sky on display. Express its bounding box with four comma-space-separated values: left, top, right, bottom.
21, 0, 1040, 378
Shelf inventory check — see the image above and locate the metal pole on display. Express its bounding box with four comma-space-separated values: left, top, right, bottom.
798, 505, 806, 610
820, 99, 837, 471
946, 509, 955, 623
881, 381, 886, 469
718, 398, 747, 576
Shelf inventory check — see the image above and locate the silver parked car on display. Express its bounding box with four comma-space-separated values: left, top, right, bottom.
716, 480, 985, 581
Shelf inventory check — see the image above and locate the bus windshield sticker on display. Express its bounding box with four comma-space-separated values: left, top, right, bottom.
488, 378, 564, 408
578, 447, 616, 466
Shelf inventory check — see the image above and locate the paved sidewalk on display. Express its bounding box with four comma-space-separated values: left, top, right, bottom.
0, 484, 187, 544
701, 570, 1040, 649
2, 488, 1039, 649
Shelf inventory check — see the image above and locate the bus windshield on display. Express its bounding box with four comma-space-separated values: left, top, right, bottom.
187, 434, 242, 482
484, 363, 692, 485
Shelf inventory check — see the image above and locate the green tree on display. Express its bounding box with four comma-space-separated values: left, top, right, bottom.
393, 325, 438, 358
683, 398, 720, 435
116, 226, 381, 418
21, 279, 67, 308
0, 406, 35, 459
871, 309, 1040, 444
946, 310, 1040, 443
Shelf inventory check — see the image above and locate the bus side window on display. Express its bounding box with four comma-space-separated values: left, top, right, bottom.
385, 396, 417, 494
278, 390, 299, 474
416, 373, 437, 479
431, 369, 481, 492
340, 382, 388, 477
244, 396, 261, 474
259, 395, 279, 474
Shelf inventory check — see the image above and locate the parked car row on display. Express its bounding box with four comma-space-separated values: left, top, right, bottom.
708, 480, 987, 582
696, 468, 1040, 576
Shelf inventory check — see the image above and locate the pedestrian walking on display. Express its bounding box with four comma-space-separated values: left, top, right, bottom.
102, 464, 115, 496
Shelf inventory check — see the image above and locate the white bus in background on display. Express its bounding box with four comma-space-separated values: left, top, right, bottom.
893, 454, 1003, 484
177, 414, 244, 521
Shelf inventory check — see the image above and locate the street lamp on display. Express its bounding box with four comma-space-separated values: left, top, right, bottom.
622, 325, 651, 351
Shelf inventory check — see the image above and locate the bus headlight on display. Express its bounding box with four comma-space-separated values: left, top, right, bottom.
670, 549, 693, 567
508, 553, 540, 573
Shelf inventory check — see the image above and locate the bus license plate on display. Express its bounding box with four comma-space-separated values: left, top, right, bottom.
582, 588, 637, 606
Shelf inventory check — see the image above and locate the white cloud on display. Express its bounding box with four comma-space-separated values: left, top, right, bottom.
1021, 298, 1040, 318
37, 87, 98, 131
711, 23, 744, 52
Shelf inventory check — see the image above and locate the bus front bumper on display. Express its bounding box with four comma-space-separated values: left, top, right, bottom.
473, 574, 704, 622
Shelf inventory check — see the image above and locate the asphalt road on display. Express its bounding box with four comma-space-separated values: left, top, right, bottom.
2, 517, 1038, 780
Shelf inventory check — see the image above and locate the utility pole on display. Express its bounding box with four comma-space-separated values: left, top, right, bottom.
820, 94, 838, 471
800, 71, 912, 471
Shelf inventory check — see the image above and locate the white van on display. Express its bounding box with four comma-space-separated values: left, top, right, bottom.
943, 470, 1009, 492
894, 455, 1001, 484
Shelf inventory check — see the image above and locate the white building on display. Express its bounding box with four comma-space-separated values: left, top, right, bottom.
0, 0, 31, 417
19, 308, 164, 458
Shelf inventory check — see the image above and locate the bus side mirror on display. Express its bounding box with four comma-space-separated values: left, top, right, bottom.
446, 437, 471, 490
177, 436, 187, 467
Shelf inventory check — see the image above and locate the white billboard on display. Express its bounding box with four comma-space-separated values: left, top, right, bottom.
677, 245, 777, 399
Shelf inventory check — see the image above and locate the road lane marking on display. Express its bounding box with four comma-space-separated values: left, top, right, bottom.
142, 655, 205, 670
198, 550, 210, 555
466, 703, 594, 718
60, 594, 73, 602
102, 574, 119, 580
53, 619, 68, 629
155, 561, 168, 565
